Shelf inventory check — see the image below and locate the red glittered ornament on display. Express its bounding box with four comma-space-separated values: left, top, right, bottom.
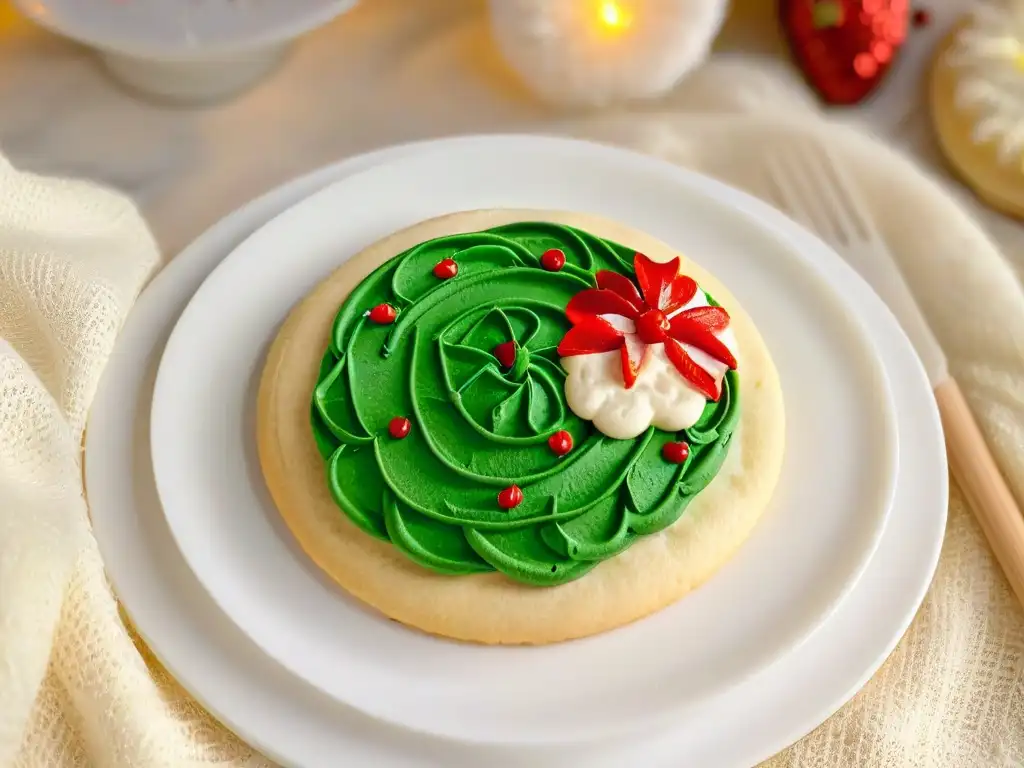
433, 258, 458, 279
779, 0, 909, 105
493, 340, 517, 369
548, 430, 573, 456
368, 303, 397, 324
662, 441, 690, 464
497, 484, 523, 510
541, 248, 566, 272
388, 416, 411, 439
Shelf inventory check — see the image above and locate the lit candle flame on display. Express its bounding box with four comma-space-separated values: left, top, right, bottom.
598, 0, 632, 30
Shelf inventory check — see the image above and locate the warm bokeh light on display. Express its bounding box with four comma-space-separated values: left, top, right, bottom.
0, 1, 28, 36
598, 0, 632, 31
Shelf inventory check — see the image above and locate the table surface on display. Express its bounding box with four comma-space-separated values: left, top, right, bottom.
1, 0, 1020, 273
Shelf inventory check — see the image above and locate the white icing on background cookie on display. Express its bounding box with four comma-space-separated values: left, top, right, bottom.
561, 289, 737, 440
947, 1, 1024, 165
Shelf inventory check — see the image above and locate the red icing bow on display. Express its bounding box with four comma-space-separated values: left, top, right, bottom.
556, 252, 737, 400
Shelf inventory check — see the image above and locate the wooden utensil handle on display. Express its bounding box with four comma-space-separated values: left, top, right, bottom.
936, 377, 1024, 606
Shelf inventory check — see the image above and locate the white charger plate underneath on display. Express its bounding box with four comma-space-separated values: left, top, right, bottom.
148, 137, 899, 746
85, 136, 946, 768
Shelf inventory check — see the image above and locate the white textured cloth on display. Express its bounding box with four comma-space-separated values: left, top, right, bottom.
2, 56, 1023, 768
0, 157, 269, 767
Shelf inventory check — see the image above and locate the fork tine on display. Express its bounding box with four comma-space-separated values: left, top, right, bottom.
773, 149, 846, 243
764, 140, 883, 250
804, 141, 879, 245
787, 148, 852, 245
764, 151, 836, 242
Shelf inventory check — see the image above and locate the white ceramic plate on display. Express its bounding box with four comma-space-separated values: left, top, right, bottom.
14, 0, 359, 102
148, 136, 898, 746
85, 134, 947, 768
14, 0, 357, 59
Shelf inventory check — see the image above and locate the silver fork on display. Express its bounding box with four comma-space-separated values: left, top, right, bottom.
762, 140, 946, 388
763, 139, 1024, 610
764, 142, 882, 257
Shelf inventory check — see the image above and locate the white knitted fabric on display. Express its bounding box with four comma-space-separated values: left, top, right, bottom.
0, 157, 270, 767
1, 58, 1023, 767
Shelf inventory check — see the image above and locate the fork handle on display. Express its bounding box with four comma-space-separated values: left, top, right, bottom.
935, 377, 1024, 607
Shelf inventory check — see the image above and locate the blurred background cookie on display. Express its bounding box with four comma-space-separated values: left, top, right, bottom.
931, 5, 1024, 219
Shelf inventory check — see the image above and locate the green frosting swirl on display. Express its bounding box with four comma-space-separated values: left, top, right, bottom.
311, 222, 739, 586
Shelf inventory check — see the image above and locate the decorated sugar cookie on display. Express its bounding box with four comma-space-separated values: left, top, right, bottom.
257, 210, 784, 644
931, 6, 1024, 217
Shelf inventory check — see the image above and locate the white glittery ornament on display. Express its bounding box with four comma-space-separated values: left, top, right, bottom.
487, 0, 729, 108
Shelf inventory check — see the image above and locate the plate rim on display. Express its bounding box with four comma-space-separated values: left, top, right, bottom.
85, 132, 947, 768
13, 0, 360, 60
148, 135, 903, 745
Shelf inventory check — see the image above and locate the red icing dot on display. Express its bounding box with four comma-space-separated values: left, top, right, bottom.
433, 258, 458, 279
497, 485, 523, 510
548, 430, 573, 456
541, 248, 566, 272
368, 303, 396, 324
388, 417, 411, 439
662, 441, 690, 464
912, 8, 930, 27
493, 340, 517, 369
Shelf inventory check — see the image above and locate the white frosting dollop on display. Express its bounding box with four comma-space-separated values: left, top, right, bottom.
948, 2, 1024, 165
560, 289, 737, 440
